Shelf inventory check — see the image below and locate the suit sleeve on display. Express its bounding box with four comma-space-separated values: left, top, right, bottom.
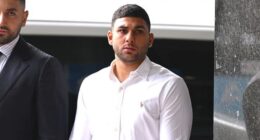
37, 57, 69, 140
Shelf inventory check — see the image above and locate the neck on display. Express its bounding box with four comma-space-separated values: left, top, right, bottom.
113, 60, 142, 82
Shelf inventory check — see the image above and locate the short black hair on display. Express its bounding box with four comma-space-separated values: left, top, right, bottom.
19, 0, 25, 8
111, 4, 151, 31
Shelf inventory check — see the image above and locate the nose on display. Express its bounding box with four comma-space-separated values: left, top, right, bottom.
125, 31, 135, 43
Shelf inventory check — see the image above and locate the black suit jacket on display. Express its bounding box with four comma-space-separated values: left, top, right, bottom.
0, 37, 69, 140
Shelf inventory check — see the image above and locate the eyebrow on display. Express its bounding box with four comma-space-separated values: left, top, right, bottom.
117, 25, 146, 30
6, 8, 17, 12
135, 25, 146, 30
118, 25, 127, 29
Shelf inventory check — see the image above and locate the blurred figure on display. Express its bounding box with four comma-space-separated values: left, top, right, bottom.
0, 0, 68, 139
70, 4, 192, 140
243, 72, 260, 140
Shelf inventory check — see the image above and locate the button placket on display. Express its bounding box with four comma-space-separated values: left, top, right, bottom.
113, 84, 125, 139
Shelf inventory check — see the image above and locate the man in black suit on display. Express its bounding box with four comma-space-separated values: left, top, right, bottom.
0, 0, 69, 140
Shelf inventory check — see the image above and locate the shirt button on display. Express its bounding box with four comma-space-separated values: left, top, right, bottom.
118, 87, 123, 92
140, 101, 144, 107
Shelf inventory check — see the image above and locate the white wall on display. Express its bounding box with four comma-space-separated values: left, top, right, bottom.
22, 0, 215, 40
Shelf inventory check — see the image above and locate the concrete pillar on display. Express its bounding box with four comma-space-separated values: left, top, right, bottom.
214, 0, 260, 139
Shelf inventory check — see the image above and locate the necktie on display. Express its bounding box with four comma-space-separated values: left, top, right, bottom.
0, 51, 3, 64
0, 52, 3, 73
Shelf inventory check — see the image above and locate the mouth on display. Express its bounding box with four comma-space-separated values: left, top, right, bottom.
0, 26, 8, 33
0, 29, 7, 35
123, 47, 136, 51
123, 44, 136, 51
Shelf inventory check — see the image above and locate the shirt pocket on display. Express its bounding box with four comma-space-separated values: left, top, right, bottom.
141, 98, 160, 119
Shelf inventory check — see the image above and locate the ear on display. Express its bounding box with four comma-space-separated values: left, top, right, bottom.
22, 10, 29, 27
148, 33, 154, 48
107, 30, 113, 46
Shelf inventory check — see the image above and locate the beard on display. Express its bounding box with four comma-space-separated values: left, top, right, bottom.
114, 47, 147, 64
0, 35, 16, 45
0, 26, 19, 45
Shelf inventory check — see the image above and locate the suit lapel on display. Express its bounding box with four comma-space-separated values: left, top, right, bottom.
0, 38, 30, 101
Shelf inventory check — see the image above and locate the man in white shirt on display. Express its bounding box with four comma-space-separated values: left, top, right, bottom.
70, 4, 193, 140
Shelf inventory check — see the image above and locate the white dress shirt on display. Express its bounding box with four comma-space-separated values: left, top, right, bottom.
70, 56, 193, 140
0, 36, 19, 73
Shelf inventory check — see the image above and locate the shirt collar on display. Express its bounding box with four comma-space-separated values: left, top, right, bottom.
0, 36, 20, 57
131, 56, 151, 80
109, 56, 151, 81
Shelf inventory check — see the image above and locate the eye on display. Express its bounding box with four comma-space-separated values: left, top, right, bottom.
7, 10, 17, 17
117, 28, 127, 34
134, 29, 145, 35
135, 29, 144, 34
